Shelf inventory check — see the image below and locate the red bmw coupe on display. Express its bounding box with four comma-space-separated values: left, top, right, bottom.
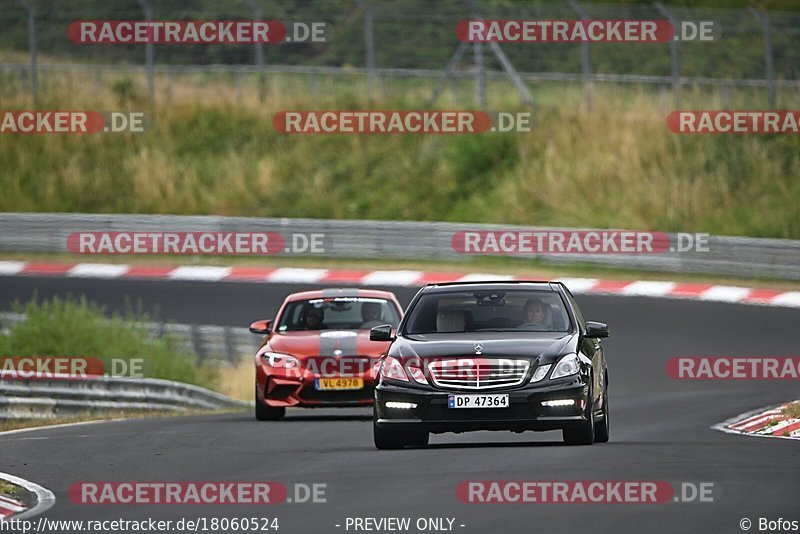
250, 288, 403, 420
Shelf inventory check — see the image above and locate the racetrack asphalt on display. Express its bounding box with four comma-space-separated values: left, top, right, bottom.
1, 275, 798, 534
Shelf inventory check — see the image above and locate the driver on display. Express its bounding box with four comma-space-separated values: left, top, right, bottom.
360, 301, 384, 329
521, 298, 551, 329
302, 306, 324, 330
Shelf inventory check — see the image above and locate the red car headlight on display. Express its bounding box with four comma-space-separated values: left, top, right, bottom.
261, 351, 301, 369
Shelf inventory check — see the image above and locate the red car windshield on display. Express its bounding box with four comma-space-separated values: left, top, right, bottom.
276, 297, 401, 332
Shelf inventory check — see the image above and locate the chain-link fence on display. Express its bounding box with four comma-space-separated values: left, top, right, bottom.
1, 0, 798, 107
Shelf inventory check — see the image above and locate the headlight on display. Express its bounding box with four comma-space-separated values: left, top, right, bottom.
380, 356, 409, 382
550, 354, 579, 379
261, 351, 300, 369
530, 364, 551, 383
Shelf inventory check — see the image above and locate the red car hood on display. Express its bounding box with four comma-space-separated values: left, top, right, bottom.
264, 329, 389, 358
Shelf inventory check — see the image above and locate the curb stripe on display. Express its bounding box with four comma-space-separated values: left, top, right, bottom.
1, 261, 800, 308
68, 263, 129, 279
0, 472, 56, 521
714, 403, 800, 441
267, 267, 328, 284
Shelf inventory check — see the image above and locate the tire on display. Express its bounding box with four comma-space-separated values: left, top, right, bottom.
255, 386, 285, 421
373, 405, 406, 449
563, 385, 595, 446
594, 376, 610, 443
406, 430, 429, 448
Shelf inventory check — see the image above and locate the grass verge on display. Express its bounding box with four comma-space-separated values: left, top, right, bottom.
782, 402, 800, 419
0, 296, 219, 390
0, 480, 24, 499
218, 358, 252, 403
0, 72, 798, 239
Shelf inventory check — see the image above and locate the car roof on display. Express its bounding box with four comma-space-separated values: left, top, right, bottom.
422, 281, 561, 293
285, 288, 398, 301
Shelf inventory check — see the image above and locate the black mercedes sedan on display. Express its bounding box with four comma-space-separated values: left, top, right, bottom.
370, 281, 609, 449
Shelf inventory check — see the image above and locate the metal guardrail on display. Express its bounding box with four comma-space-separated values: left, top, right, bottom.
0, 312, 259, 365
1, 213, 799, 280
0, 374, 247, 420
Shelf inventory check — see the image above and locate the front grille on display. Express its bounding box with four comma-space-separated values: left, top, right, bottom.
428, 358, 530, 390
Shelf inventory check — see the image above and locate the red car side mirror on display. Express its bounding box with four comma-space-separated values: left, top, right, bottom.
249, 319, 272, 335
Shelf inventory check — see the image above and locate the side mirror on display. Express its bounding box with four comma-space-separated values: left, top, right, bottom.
370, 324, 395, 342
249, 319, 272, 335
585, 321, 609, 338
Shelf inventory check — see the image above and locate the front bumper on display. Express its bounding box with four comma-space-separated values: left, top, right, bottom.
374, 377, 589, 433
258, 371, 375, 408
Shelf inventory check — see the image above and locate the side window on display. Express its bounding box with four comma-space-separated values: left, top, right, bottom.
563, 288, 586, 331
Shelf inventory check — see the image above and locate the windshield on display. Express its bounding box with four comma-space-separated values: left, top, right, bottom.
403, 289, 571, 334
277, 297, 401, 332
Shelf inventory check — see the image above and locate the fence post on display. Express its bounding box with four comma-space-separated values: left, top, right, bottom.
748, 6, 776, 108
135, 0, 155, 104
474, 42, 486, 108
16, 0, 37, 103
244, 0, 266, 102
430, 41, 468, 104
355, 0, 376, 101
466, 1, 486, 108
654, 3, 680, 108
464, 0, 532, 107
569, 0, 592, 111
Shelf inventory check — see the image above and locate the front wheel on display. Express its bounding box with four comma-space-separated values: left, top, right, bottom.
594, 376, 610, 443
406, 430, 429, 448
373, 405, 407, 449
563, 388, 594, 446
255, 386, 285, 421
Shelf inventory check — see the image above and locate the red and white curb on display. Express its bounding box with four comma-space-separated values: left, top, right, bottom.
2, 260, 800, 308
0, 472, 55, 521
713, 403, 800, 441
0, 494, 24, 519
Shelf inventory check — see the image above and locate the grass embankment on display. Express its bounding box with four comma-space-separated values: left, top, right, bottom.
0, 297, 245, 429
1, 71, 798, 239
783, 402, 800, 419
0, 296, 218, 389
0, 480, 23, 499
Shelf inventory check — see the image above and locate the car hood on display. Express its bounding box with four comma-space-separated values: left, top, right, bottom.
390, 332, 577, 365
263, 330, 390, 358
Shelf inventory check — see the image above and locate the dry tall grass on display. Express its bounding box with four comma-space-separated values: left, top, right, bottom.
1, 68, 798, 238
